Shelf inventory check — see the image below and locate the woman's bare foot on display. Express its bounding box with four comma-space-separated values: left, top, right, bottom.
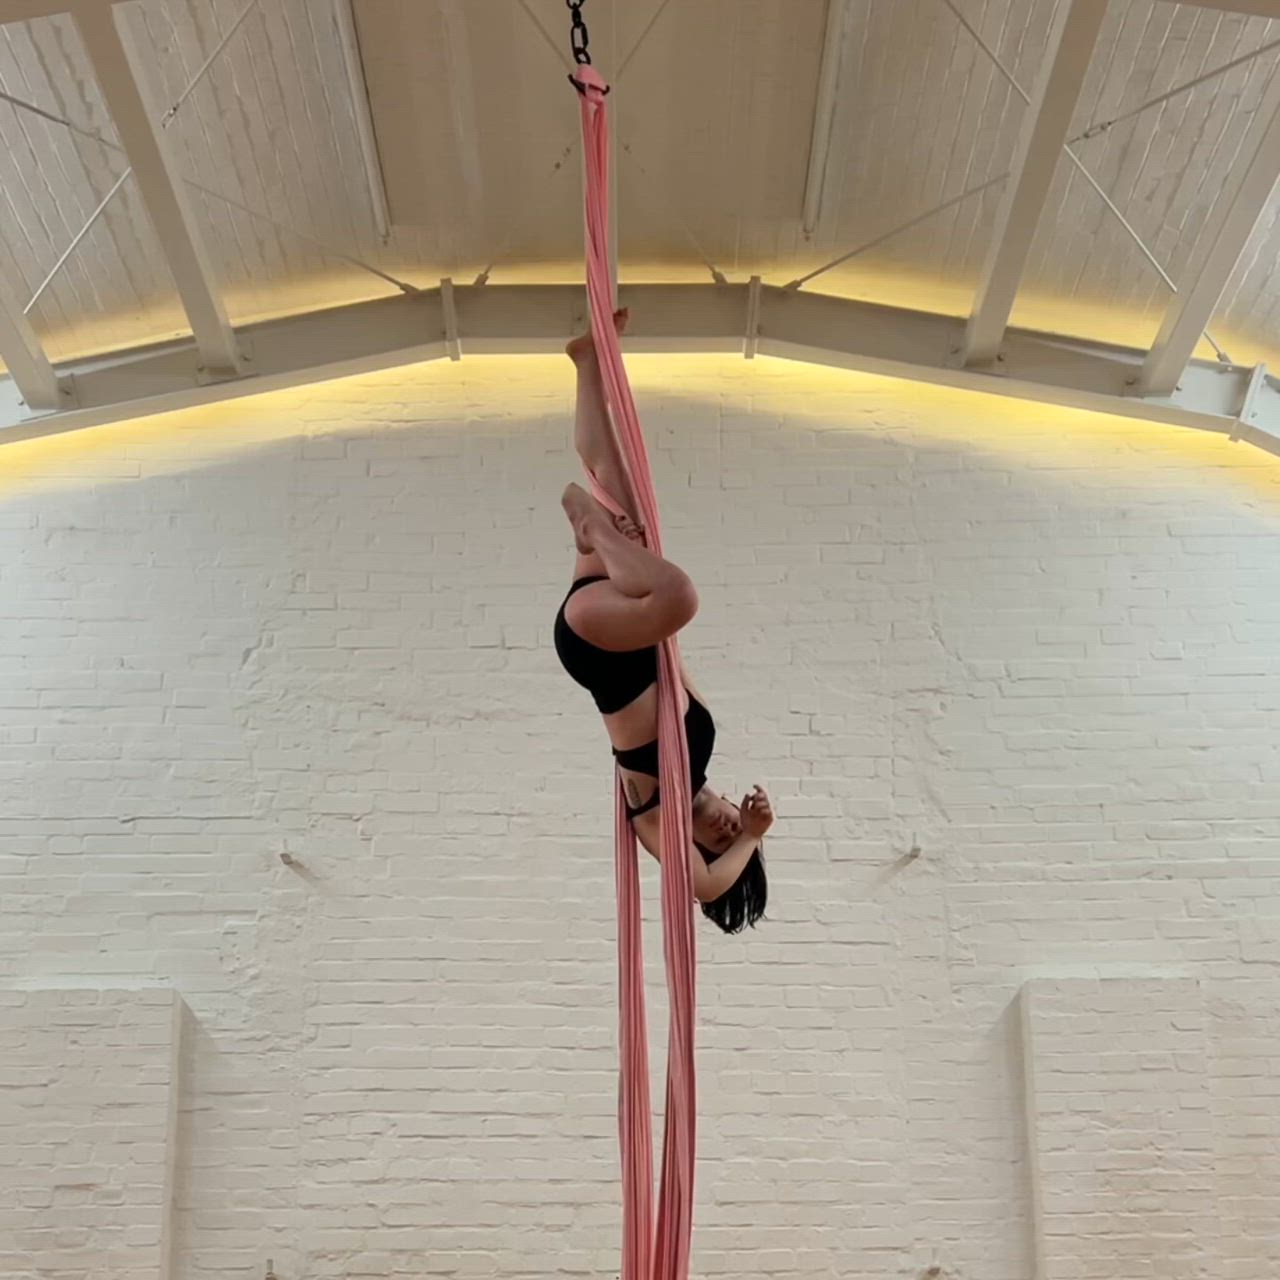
566, 307, 630, 363
563, 483, 644, 554
561, 482, 605, 554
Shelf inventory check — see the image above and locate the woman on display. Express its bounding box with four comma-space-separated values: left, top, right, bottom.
554, 309, 771, 934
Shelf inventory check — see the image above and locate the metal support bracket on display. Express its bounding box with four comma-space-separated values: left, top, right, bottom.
744, 275, 762, 360
52, 373, 80, 412
1232, 361, 1268, 442
195, 336, 253, 386
441, 277, 461, 361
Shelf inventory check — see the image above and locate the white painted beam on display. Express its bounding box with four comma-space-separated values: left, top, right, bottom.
744, 275, 762, 359
334, 0, 390, 241
440, 277, 460, 360
0, 258, 62, 413
802, 0, 849, 236
760, 285, 1261, 434
964, 0, 1110, 365
71, 0, 241, 376
1139, 80, 1280, 397
3, 285, 1279, 465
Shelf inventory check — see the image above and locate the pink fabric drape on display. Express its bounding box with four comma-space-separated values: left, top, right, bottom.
573, 65, 698, 1280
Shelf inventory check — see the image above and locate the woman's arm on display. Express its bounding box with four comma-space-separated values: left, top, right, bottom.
696, 787, 773, 901
633, 815, 758, 904
694, 833, 759, 902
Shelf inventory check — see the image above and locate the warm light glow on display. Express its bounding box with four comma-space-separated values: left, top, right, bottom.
645, 354, 1279, 484
1, 353, 1276, 504
20, 261, 733, 370
19, 249, 1279, 380
793, 257, 1250, 365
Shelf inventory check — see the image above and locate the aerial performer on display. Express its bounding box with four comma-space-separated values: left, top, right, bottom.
554, 308, 772, 933
559, 14, 774, 1278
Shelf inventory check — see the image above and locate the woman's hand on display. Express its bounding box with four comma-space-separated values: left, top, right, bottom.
614, 512, 645, 544
739, 786, 774, 839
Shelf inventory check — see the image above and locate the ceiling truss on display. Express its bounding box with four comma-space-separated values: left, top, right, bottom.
1141, 72, 1280, 396
963, 0, 1110, 365
69, 0, 241, 375
1, 282, 1277, 462
0, 0, 1279, 461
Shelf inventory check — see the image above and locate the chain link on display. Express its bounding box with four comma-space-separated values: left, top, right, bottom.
566, 0, 591, 65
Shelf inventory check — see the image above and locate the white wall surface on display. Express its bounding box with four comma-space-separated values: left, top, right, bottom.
0, 987, 183, 1277
0, 355, 1277, 1280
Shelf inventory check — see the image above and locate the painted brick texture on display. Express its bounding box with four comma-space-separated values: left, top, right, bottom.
0, 987, 183, 1280
0, 356, 1277, 1280
1022, 978, 1215, 1279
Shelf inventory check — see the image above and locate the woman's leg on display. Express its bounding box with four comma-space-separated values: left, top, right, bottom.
569, 309, 642, 526
561, 484, 697, 650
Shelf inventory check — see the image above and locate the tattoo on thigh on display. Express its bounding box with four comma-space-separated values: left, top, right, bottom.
624, 778, 642, 807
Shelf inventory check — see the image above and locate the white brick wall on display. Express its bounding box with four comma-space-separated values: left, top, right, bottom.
1021, 978, 1216, 1279
0, 356, 1278, 1280
0, 988, 183, 1280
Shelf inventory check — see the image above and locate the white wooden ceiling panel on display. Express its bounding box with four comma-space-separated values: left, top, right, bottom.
787, 0, 1060, 314
354, 0, 599, 286
4, 0, 1280, 365
0, 11, 189, 360
353, 0, 829, 284
137, 0, 395, 319
1219, 185, 1280, 340
1009, 3, 1280, 346
611, 0, 828, 277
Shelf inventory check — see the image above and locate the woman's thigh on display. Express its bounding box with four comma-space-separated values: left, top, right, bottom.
572, 549, 608, 582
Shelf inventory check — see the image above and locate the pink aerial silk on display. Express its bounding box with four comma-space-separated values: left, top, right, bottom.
573, 65, 697, 1280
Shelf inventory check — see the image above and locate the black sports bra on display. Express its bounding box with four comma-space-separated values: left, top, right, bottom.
614, 695, 716, 819
553, 575, 715, 819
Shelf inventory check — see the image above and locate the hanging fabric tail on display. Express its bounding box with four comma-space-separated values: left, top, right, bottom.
572, 64, 698, 1280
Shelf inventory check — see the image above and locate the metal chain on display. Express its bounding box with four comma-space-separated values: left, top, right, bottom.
566, 0, 591, 65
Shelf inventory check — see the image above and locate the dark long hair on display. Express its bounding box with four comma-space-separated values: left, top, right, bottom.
694, 842, 767, 934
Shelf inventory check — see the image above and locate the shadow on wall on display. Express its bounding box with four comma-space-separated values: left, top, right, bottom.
1, 353, 1280, 498
2, 357, 1279, 1277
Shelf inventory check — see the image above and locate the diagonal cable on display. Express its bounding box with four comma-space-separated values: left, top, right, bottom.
787, 19, 1280, 305
482, 0, 726, 286
21, 1, 260, 313
25, 0, 261, 311
24, 170, 132, 314
519, 0, 676, 83
516, 0, 575, 73
182, 180, 415, 294
617, 0, 676, 82
2, 85, 416, 301
785, 174, 1007, 290
0, 87, 122, 150
936, 0, 1229, 360
11, 0, 417, 314
160, 0, 261, 125
1071, 34, 1280, 144
790, 0, 1254, 359
620, 140, 726, 284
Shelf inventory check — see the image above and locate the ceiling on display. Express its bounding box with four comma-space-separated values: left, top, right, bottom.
2, 0, 1280, 366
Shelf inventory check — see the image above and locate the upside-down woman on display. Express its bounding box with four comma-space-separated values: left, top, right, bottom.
554, 309, 771, 933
